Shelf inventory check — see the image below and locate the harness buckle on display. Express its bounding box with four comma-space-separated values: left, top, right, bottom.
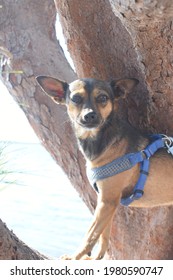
163, 135, 173, 156
131, 189, 144, 200
167, 146, 173, 156
141, 150, 149, 160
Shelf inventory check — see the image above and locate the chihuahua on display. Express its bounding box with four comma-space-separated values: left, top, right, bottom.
36, 76, 173, 259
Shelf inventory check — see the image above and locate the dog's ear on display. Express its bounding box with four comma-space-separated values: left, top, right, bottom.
36, 76, 68, 104
110, 78, 139, 99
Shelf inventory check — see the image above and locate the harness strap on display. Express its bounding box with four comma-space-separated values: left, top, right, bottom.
87, 151, 144, 187
87, 134, 171, 206
121, 158, 150, 206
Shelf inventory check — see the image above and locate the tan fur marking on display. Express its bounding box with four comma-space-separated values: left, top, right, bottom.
99, 101, 113, 120
92, 88, 109, 97
67, 103, 79, 123
69, 80, 86, 92
92, 88, 113, 121
76, 125, 100, 140
69, 89, 86, 99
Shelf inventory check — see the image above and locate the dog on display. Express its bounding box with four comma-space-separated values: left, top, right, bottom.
36, 76, 173, 260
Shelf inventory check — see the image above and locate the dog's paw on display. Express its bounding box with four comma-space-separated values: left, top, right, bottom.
81, 255, 93, 260
59, 254, 93, 260
60, 255, 73, 260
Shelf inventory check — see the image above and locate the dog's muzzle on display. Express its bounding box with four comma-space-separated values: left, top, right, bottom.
80, 111, 100, 128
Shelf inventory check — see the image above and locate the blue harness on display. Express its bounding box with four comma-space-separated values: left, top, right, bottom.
87, 134, 173, 206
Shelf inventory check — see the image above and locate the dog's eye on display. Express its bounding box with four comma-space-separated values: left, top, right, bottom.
71, 95, 83, 104
96, 94, 108, 103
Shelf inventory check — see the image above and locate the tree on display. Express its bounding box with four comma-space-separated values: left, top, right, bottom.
0, 219, 47, 259
0, 0, 173, 259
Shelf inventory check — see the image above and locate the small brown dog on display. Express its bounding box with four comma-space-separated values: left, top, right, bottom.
36, 76, 173, 260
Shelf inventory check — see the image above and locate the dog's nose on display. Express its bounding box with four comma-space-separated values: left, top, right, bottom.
84, 112, 97, 123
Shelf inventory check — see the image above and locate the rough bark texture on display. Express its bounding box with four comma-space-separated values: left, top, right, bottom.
109, 0, 173, 133
0, 0, 173, 259
0, 219, 48, 259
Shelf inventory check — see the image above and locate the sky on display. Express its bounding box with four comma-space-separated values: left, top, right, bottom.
0, 16, 75, 143
0, 82, 39, 143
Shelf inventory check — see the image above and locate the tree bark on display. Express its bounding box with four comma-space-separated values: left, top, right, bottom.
0, 0, 173, 259
0, 219, 48, 259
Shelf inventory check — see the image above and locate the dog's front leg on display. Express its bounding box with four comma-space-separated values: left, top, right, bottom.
73, 195, 120, 260
60, 201, 115, 260
95, 218, 113, 260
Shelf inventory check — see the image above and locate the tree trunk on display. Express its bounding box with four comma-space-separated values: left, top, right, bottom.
55, 0, 173, 260
0, 0, 173, 259
0, 219, 48, 259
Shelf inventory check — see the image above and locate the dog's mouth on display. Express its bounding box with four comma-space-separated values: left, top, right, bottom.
77, 119, 103, 130
78, 122, 98, 129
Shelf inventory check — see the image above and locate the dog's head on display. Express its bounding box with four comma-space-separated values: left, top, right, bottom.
36, 76, 138, 139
